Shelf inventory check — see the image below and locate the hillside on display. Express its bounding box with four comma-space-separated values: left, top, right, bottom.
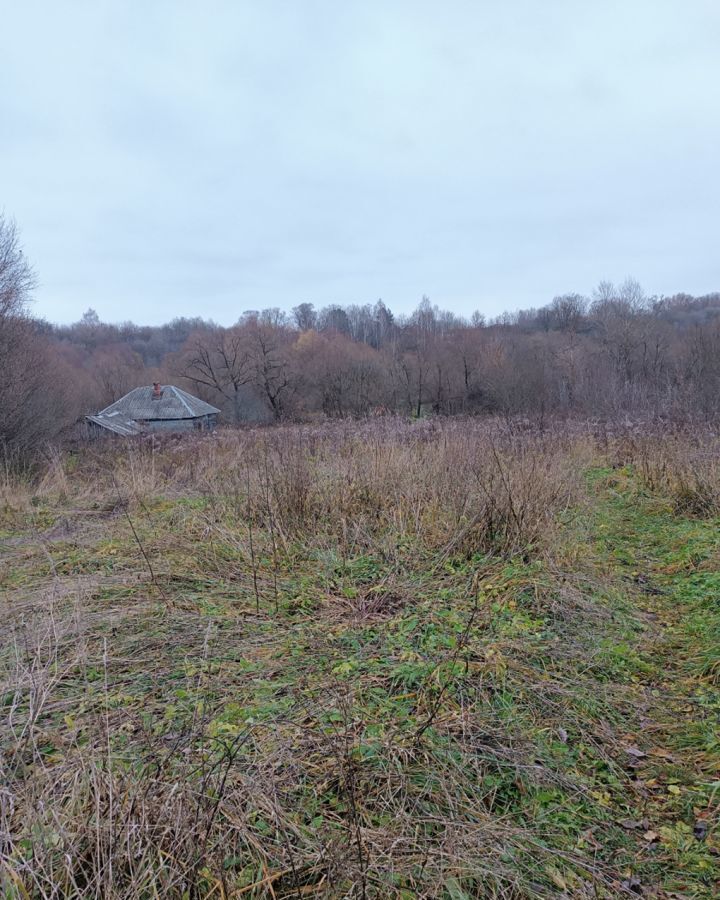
1, 420, 719, 898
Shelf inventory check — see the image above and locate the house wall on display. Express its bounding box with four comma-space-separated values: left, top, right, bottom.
145, 418, 196, 433
145, 414, 218, 433
86, 414, 219, 438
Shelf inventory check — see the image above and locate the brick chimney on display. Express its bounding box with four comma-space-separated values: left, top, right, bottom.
152, 382, 163, 399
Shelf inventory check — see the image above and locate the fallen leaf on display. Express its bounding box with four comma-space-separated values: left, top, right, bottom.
620, 819, 648, 831
643, 830, 659, 843
625, 746, 647, 759
649, 747, 677, 761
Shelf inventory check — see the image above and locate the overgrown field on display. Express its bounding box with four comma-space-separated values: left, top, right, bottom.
1, 419, 719, 898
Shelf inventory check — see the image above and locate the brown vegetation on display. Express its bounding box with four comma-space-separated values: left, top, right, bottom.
2, 419, 719, 897
2, 421, 585, 898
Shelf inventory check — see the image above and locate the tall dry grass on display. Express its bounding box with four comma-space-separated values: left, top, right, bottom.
20, 418, 589, 560
612, 425, 720, 516
2, 419, 611, 899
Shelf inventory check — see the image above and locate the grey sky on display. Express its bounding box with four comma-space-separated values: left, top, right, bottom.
2, 1, 719, 325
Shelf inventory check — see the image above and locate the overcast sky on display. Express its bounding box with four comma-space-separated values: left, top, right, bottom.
2, 1, 719, 325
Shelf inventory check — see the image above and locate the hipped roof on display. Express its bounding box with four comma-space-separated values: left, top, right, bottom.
86, 385, 220, 434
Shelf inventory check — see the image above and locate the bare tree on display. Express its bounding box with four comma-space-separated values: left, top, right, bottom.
259, 307, 289, 328
178, 327, 253, 423
292, 302, 317, 331
0, 214, 36, 321
550, 293, 587, 332
89, 344, 147, 405
246, 321, 299, 421
0, 216, 80, 456
317, 305, 351, 336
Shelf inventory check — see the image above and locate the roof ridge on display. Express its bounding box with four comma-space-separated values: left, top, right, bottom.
168, 385, 195, 415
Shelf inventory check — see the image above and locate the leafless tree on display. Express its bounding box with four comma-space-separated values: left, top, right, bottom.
0, 216, 72, 457
246, 321, 299, 421
89, 344, 146, 405
0, 214, 36, 321
178, 328, 253, 423
551, 293, 587, 332
292, 302, 316, 331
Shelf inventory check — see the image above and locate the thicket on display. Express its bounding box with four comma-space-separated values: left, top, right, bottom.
45, 283, 720, 430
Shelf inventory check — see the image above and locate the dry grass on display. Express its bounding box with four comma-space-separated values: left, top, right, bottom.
27, 418, 588, 558
1, 418, 718, 898
612, 425, 720, 516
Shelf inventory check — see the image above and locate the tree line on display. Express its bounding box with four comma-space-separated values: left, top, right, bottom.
2, 213, 720, 457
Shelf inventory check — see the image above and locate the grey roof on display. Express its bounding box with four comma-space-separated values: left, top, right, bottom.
86, 385, 220, 434
85, 414, 143, 436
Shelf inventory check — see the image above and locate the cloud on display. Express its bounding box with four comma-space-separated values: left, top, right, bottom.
1, 0, 719, 324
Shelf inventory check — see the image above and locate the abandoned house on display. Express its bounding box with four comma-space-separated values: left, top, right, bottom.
85, 383, 220, 437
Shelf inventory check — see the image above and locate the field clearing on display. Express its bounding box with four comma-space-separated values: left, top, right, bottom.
1, 419, 719, 898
